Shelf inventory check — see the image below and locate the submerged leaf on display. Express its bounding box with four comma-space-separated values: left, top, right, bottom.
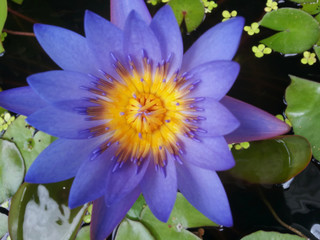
8, 180, 87, 240
286, 75, 320, 161
229, 136, 312, 184
169, 0, 205, 32
260, 8, 320, 53
0, 139, 25, 203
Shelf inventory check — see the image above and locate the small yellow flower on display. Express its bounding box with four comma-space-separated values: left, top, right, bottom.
265, 0, 278, 12
244, 22, 260, 36
202, 0, 218, 13
0, 111, 15, 131
301, 51, 316, 65
222, 10, 237, 22
252, 44, 272, 58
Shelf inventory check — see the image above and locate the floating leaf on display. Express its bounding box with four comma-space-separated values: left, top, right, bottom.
115, 219, 155, 240
75, 226, 90, 240
169, 0, 205, 32
11, 0, 24, 4
286, 75, 320, 160
0, 212, 8, 238
301, 2, 320, 15
228, 136, 312, 184
139, 193, 216, 240
241, 230, 305, 240
0, 139, 25, 203
260, 8, 320, 53
8, 180, 87, 240
0, 0, 7, 55
314, 45, 320, 61
126, 194, 146, 220
3, 116, 56, 170
289, 0, 317, 3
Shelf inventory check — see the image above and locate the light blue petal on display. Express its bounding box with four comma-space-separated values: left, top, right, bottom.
150, 5, 183, 76
91, 188, 141, 240
140, 154, 177, 222
186, 61, 240, 100
176, 162, 233, 227
188, 97, 240, 137
84, 10, 124, 77
104, 158, 149, 206
26, 105, 107, 139
68, 145, 117, 208
181, 17, 245, 72
123, 11, 162, 67
27, 70, 94, 103
0, 86, 47, 116
221, 96, 290, 143
25, 136, 104, 183
179, 135, 235, 171
34, 24, 99, 76
110, 0, 151, 29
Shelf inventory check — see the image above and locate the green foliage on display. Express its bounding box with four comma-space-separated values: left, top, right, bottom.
3, 116, 56, 170
9, 180, 87, 240
286, 75, 320, 161
289, 0, 317, 3
169, 0, 205, 32
117, 193, 216, 239
301, 2, 320, 15
260, 8, 320, 54
0, 139, 25, 203
0, 212, 8, 238
75, 226, 90, 240
241, 230, 305, 240
229, 136, 312, 184
314, 45, 320, 61
0, 0, 7, 55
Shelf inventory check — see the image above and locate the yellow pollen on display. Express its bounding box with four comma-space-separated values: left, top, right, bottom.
85, 55, 201, 167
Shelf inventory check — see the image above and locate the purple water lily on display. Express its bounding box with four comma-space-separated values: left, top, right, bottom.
0, 0, 289, 239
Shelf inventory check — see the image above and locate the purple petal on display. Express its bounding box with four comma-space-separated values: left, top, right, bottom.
180, 135, 235, 171
34, 24, 99, 75
110, 0, 151, 29
150, 5, 183, 76
68, 145, 117, 208
27, 71, 94, 103
91, 188, 141, 240
123, 11, 161, 66
84, 10, 124, 77
104, 158, 149, 206
0, 86, 47, 116
140, 154, 177, 222
181, 17, 245, 72
189, 97, 239, 137
221, 96, 290, 143
176, 162, 233, 227
187, 61, 240, 100
26, 105, 107, 139
25, 136, 104, 183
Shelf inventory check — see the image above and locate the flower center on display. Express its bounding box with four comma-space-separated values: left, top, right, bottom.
126, 93, 166, 133
82, 52, 204, 169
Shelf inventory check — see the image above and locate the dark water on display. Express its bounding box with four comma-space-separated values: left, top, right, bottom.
1, 0, 320, 239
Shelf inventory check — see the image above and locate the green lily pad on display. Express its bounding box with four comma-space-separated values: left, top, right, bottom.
8, 180, 87, 240
0, 139, 25, 203
169, 0, 205, 32
115, 219, 155, 240
3, 116, 56, 170
314, 45, 320, 60
139, 193, 216, 240
75, 226, 90, 240
0, 212, 8, 238
241, 230, 305, 240
260, 8, 320, 54
126, 194, 147, 220
286, 75, 320, 161
228, 136, 312, 184
289, 0, 317, 3
301, 2, 320, 15
0, 0, 7, 55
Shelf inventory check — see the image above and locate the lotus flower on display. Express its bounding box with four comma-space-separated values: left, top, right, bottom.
0, 0, 289, 239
